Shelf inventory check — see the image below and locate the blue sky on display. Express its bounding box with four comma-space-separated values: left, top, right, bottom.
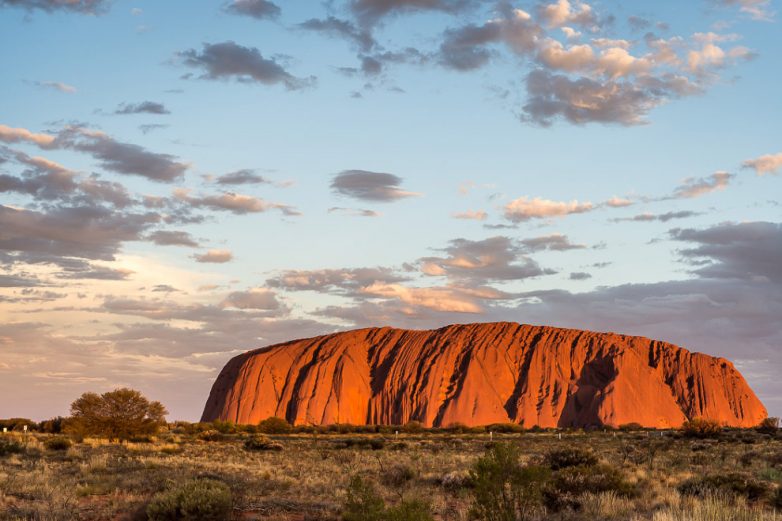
0, 0, 780, 421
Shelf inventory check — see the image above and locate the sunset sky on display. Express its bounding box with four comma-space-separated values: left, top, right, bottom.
1, 0, 780, 421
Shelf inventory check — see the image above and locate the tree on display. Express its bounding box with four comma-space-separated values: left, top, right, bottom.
68, 388, 168, 440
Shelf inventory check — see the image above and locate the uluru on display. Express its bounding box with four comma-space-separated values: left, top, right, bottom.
201, 322, 767, 429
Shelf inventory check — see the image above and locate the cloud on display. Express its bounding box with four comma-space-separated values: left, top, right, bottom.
215, 169, 271, 185
35, 81, 76, 93
0, 204, 156, 261
360, 282, 509, 313
538, 0, 596, 29
712, 0, 774, 21
604, 197, 634, 208
419, 236, 553, 282
569, 271, 592, 280
612, 211, 701, 223
193, 249, 233, 263
349, 0, 476, 26
299, 16, 376, 53
221, 288, 281, 310
0, 0, 109, 14
115, 101, 170, 115
0, 124, 188, 183
268, 267, 407, 294
223, 0, 280, 19
742, 152, 782, 175
174, 189, 297, 215
179, 41, 314, 90
670, 221, 782, 282
452, 209, 487, 220
331, 170, 420, 202
328, 207, 381, 217
504, 196, 593, 222
672, 171, 732, 199
519, 233, 585, 252
147, 230, 200, 248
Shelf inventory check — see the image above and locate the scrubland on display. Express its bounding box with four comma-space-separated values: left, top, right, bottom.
1, 422, 781, 520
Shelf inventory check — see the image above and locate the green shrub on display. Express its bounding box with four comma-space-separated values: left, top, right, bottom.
469, 442, 549, 521
257, 416, 293, 434
681, 418, 722, 438
43, 436, 72, 451
341, 476, 433, 521
342, 476, 386, 521
211, 420, 236, 434
544, 448, 598, 470
243, 434, 283, 451
0, 437, 24, 457
677, 473, 771, 502
146, 478, 232, 521
402, 421, 425, 434
384, 499, 433, 521
544, 464, 636, 511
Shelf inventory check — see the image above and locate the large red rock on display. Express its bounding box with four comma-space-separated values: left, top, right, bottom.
201, 322, 767, 428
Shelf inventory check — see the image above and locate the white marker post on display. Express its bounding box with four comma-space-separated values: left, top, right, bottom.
490, 431, 493, 441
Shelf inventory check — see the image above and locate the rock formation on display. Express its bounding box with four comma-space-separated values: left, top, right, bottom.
201, 322, 767, 428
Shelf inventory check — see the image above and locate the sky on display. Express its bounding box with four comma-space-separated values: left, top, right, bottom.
0, 0, 780, 422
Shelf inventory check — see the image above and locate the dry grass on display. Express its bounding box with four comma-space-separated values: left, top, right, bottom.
0, 429, 780, 520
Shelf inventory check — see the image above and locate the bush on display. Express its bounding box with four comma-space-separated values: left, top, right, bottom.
440, 470, 473, 492
544, 448, 598, 470
773, 488, 782, 509
342, 476, 387, 521
681, 418, 722, 438
402, 421, 425, 434
0, 437, 24, 457
198, 430, 224, 442
485, 423, 524, 434
243, 434, 283, 451
211, 420, 236, 434
544, 464, 636, 511
147, 478, 232, 521
677, 473, 771, 502
342, 476, 433, 521
756, 417, 780, 434
469, 442, 549, 521
618, 422, 644, 431
257, 416, 293, 434
381, 464, 416, 488
44, 436, 72, 451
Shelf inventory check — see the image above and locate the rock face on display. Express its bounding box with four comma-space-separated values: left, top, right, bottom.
201, 322, 767, 428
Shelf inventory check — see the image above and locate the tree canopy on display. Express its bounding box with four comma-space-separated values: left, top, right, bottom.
69, 388, 168, 440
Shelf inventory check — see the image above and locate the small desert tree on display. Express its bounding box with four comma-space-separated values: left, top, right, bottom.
68, 388, 167, 441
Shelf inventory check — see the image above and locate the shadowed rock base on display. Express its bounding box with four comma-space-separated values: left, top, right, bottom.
201, 322, 767, 428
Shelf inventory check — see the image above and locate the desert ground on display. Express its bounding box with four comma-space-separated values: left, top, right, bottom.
1, 422, 781, 521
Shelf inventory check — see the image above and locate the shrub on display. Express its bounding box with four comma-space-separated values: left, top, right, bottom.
244, 434, 283, 451
773, 488, 782, 509
544, 448, 598, 470
402, 421, 425, 434
469, 442, 549, 521
544, 464, 636, 511
384, 499, 433, 521
756, 417, 780, 434
44, 436, 72, 451
0, 437, 24, 457
681, 418, 722, 438
342, 476, 433, 521
257, 416, 293, 434
381, 464, 416, 488
441, 470, 473, 492
342, 476, 386, 521
618, 422, 644, 431
485, 423, 524, 434
211, 420, 236, 434
677, 473, 771, 502
147, 478, 232, 521
198, 430, 224, 442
